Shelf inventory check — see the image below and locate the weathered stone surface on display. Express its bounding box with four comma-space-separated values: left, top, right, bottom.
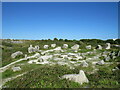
86, 45, 92, 49
106, 43, 111, 49
71, 44, 79, 52
61, 70, 89, 85
63, 44, 68, 49
97, 60, 105, 65
28, 45, 35, 53
11, 51, 23, 58
34, 45, 40, 51
97, 45, 102, 50
43, 45, 49, 49
53, 47, 64, 52
12, 66, 21, 72
81, 61, 89, 67
105, 56, 111, 61
51, 44, 56, 48
37, 55, 53, 62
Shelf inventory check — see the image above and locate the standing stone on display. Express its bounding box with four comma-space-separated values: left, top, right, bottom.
24, 54, 27, 60
106, 43, 111, 49
105, 56, 111, 61
63, 44, 68, 49
28, 45, 35, 53
117, 51, 120, 56
44, 45, 49, 49
71, 44, 80, 52
61, 70, 89, 85
51, 44, 56, 48
97, 45, 102, 50
86, 45, 92, 49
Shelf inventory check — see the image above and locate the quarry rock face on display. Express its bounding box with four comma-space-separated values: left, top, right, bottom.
106, 43, 111, 49
62, 70, 89, 85
11, 51, 23, 58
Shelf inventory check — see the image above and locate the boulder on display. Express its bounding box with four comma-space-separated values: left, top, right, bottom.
96, 45, 102, 50
34, 45, 40, 51
105, 56, 111, 61
51, 44, 56, 48
71, 44, 79, 52
53, 47, 64, 52
105, 43, 111, 49
11, 51, 23, 58
61, 70, 89, 85
12, 66, 21, 72
81, 61, 89, 67
86, 45, 92, 49
117, 51, 120, 56
63, 44, 68, 49
44, 45, 49, 49
37, 55, 53, 62
28, 45, 35, 53
33, 53, 41, 58
97, 60, 105, 65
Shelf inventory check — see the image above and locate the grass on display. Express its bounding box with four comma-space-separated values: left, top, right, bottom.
2, 39, 120, 88
3, 65, 88, 88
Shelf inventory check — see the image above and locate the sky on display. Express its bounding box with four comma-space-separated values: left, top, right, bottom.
2, 2, 118, 40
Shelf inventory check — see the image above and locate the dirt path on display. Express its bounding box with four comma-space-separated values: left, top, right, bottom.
0, 58, 27, 72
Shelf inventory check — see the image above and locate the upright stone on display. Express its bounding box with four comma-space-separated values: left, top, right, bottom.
106, 43, 111, 49
97, 45, 102, 50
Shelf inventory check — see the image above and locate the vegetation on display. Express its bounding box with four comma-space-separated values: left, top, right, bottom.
1, 39, 120, 88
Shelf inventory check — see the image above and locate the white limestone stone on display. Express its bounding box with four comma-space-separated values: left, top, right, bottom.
37, 55, 53, 62
44, 45, 49, 49
53, 47, 63, 52
62, 70, 89, 85
34, 45, 40, 51
106, 43, 111, 49
81, 61, 89, 67
11, 51, 23, 58
28, 45, 35, 53
97, 45, 102, 50
71, 44, 79, 52
51, 44, 56, 48
12, 66, 21, 72
97, 60, 105, 65
86, 45, 92, 49
63, 44, 68, 49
